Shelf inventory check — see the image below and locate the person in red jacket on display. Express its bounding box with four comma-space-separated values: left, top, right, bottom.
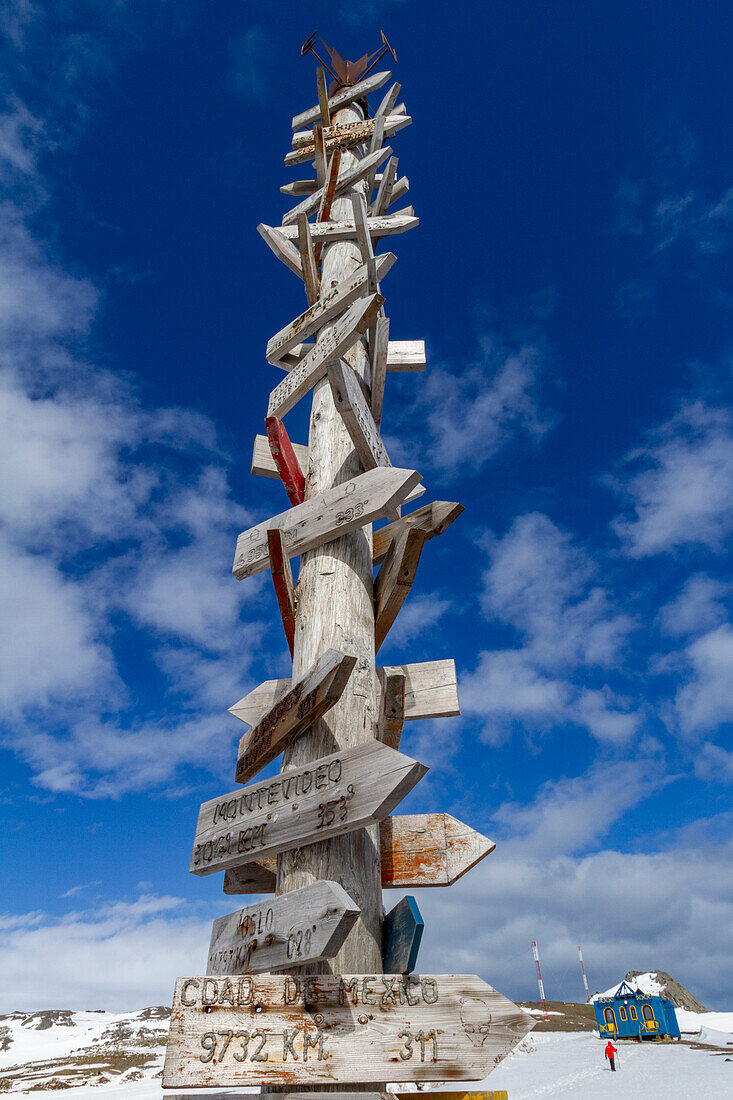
605, 1039, 618, 1071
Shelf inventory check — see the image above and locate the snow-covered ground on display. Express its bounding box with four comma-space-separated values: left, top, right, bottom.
2, 1005, 731, 1098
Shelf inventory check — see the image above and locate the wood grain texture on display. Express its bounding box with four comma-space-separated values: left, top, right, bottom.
376, 667, 405, 750
370, 317, 390, 429
380, 814, 496, 887
277, 213, 418, 244
282, 147, 391, 226
373, 501, 464, 565
287, 115, 411, 161
267, 293, 384, 418
374, 528, 426, 653
370, 157, 398, 217
386, 339, 426, 371
328, 358, 391, 471
291, 71, 391, 130
266, 254, 396, 364
265, 416, 306, 505
222, 812, 493, 895
229, 658, 459, 729
375, 82, 401, 120
258, 223, 303, 279
233, 466, 421, 580
315, 67, 331, 127
192, 742, 428, 878
297, 213, 320, 305
267, 529, 296, 657
162, 973, 532, 1087
252, 433, 309, 481
235, 649, 356, 784
207, 881, 359, 974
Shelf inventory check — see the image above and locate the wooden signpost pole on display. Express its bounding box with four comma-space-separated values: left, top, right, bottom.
278, 94, 383, 977
163, 40, 534, 1095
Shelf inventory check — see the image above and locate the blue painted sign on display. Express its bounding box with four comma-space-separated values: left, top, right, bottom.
382, 894, 424, 973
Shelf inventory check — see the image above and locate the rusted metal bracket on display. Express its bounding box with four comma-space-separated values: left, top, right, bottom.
301, 30, 397, 95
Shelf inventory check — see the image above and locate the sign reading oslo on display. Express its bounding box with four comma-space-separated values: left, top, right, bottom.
162, 973, 533, 1087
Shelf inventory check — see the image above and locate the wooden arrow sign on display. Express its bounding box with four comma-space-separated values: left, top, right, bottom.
252, 432, 308, 481
374, 500, 464, 564
232, 466, 421, 580
191, 741, 428, 877
291, 70, 392, 131
229, 657, 459, 728
266, 253, 396, 364
235, 649, 355, 784
267, 529, 296, 656
267, 293, 384, 419
374, 527, 426, 653
329, 358, 391, 470
277, 213, 418, 244
265, 416, 305, 505
162, 973, 532, 1087
285, 115, 411, 166
207, 881, 359, 975
382, 895, 424, 974
282, 146, 393, 226
222, 813, 493, 896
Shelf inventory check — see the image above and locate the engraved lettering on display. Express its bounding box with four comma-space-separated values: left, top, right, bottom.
181, 979, 199, 1006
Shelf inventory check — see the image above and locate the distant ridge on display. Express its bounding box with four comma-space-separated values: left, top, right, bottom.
624, 970, 708, 1013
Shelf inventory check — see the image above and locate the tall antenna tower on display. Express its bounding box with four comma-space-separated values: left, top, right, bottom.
578, 944, 591, 1003
532, 940, 549, 1019
161, 36, 533, 1092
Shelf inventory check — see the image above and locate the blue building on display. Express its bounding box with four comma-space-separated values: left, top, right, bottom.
594, 981, 681, 1040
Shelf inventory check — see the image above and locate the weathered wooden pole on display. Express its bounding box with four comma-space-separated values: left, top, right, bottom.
278, 98, 383, 977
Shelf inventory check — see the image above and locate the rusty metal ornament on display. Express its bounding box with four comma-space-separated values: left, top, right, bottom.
300, 30, 397, 94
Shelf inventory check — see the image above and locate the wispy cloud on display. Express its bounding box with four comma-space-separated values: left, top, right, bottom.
612, 399, 733, 556
230, 26, 272, 102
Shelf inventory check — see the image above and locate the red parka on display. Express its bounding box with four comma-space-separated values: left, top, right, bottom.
605, 1041, 618, 1059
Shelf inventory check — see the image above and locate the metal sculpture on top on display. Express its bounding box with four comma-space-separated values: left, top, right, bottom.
301, 30, 397, 93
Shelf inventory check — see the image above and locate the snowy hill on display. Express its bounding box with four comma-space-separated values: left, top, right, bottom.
0, 1007, 170, 1092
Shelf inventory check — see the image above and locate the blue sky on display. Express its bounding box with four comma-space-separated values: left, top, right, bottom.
0, 0, 732, 1012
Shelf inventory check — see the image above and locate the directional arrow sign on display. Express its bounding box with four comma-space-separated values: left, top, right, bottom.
191, 742, 428, 877
382, 895, 423, 974
282, 146, 393, 227
229, 658, 459, 728
277, 213, 418, 244
235, 649, 356, 785
329, 358, 391, 470
221, 814, 494, 896
285, 115, 411, 166
291, 70, 391, 131
162, 973, 533, 1087
267, 293, 383, 418
207, 881, 359, 975
266, 253, 395, 364
232, 466, 422, 580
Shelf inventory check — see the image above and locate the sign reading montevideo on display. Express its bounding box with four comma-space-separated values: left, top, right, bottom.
190, 741, 427, 876
162, 974, 531, 1087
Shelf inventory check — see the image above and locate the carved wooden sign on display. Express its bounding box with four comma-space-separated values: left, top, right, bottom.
222, 813, 494, 897
266, 254, 395, 364
282, 146, 393, 226
232, 466, 422, 580
235, 649, 356, 784
329, 358, 391, 470
229, 658, 460, 729
191, 742, 428, 878
161, 973, 532, 1087
285, 115, 411, 166
291, 71, 392, 131
207, 881, 359, 975
267, 293, 384, 418
277, 213, 418, 244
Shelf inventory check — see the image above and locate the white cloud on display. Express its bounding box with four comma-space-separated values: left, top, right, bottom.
0, 894, 214, 1012
416, 336, 552, 476
674, 624, 733, 735
462, 514, 638, 744
658, 573, 730, 637
377, 592, 450, 652
613, 400, 733, 556
0, 97, 261, 796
